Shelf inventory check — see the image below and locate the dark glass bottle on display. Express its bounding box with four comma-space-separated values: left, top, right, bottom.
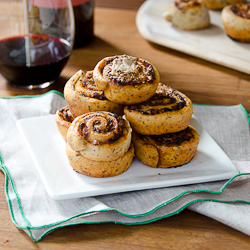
72, 0, 94, 48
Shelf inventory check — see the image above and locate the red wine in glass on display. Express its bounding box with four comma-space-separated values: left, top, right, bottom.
0, 34, 71, 89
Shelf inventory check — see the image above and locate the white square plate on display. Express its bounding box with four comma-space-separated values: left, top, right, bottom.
17, 115, 238, 200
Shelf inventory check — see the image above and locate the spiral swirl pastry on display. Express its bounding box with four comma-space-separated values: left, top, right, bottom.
124, 83, 193, 135
67, 111, 132, 161
92, 55, 160, 105
66, 111, 134, 177
132, 126, 199, 168
64, 70, 124, 117
222, 3, 250, 42
55, 106, 75, 141
164, 0, 210, 30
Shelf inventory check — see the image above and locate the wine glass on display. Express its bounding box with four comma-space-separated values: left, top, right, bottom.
0, 0, 74, 89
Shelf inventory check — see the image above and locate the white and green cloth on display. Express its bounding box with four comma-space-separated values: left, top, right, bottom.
0, 91, 250, 241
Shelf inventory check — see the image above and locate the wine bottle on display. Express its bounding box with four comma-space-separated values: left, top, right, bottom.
72, 0, 94, 48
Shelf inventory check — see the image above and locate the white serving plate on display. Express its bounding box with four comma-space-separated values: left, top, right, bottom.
16, 115, 238, 200
136, 0, 250, 75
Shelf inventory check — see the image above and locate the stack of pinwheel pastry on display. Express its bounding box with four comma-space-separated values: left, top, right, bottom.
55, 55, 199, 177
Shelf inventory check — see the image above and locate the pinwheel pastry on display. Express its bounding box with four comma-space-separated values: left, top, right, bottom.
132, 126, 199, 168
66, 111, 134, 177
163, 0, 210, 30
221, 3, 250, 42
124, 83, 193, 135
64, 70, 124, 117
55, 106, 75, 141
92, 55, 160, 105
203, 0, 245, 10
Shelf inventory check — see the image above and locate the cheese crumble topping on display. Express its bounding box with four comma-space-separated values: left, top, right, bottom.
111, 56, 139, 74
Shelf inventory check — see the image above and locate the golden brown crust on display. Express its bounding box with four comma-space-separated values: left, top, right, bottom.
64, 70, 124, 117
132, 126, 199, 168
175, 0, 203, 9
132, 131, 159, 168
204, 0, 245, 10
92, 55, 160, 105
66, 111, 131, 161
124, 83, 193, 135
66, 143, 134, 177
164, 0, 210, 30
55, 106, 75, 141
222, 4, 250, 42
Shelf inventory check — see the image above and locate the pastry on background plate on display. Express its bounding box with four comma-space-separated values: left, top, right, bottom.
221, 3, 250, 42
203, 0, 245, 10
124, 83, 193, 135
132, 126, 199, 168
93, 54, 160, 105
64, 69, 124, 117
163, 0, 210, 30
66, 111, 134, 177
55, 106, 75, 141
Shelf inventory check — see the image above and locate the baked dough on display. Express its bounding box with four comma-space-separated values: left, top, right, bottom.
124, 83, 193, 135
55, 106, 75, 141
92, 55, 160, 105
204, 0, 245, 10
64, 69, 124, 117
66, 111, 134, 177
221, 3, 250, 42
132, 126, 199, 168
66, 111, 132, 161
164, 0, 210, 30
66, 143, 134, 177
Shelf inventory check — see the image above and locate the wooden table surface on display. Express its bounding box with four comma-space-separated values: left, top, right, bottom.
1, 1, 250, 249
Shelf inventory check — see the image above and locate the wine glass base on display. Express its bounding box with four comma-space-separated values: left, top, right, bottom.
9, 80, 55, 90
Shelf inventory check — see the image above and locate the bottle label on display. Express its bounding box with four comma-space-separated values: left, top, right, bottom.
30, 0, 72, 9
30, 0, 91, 8
71, 0, 91, 6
